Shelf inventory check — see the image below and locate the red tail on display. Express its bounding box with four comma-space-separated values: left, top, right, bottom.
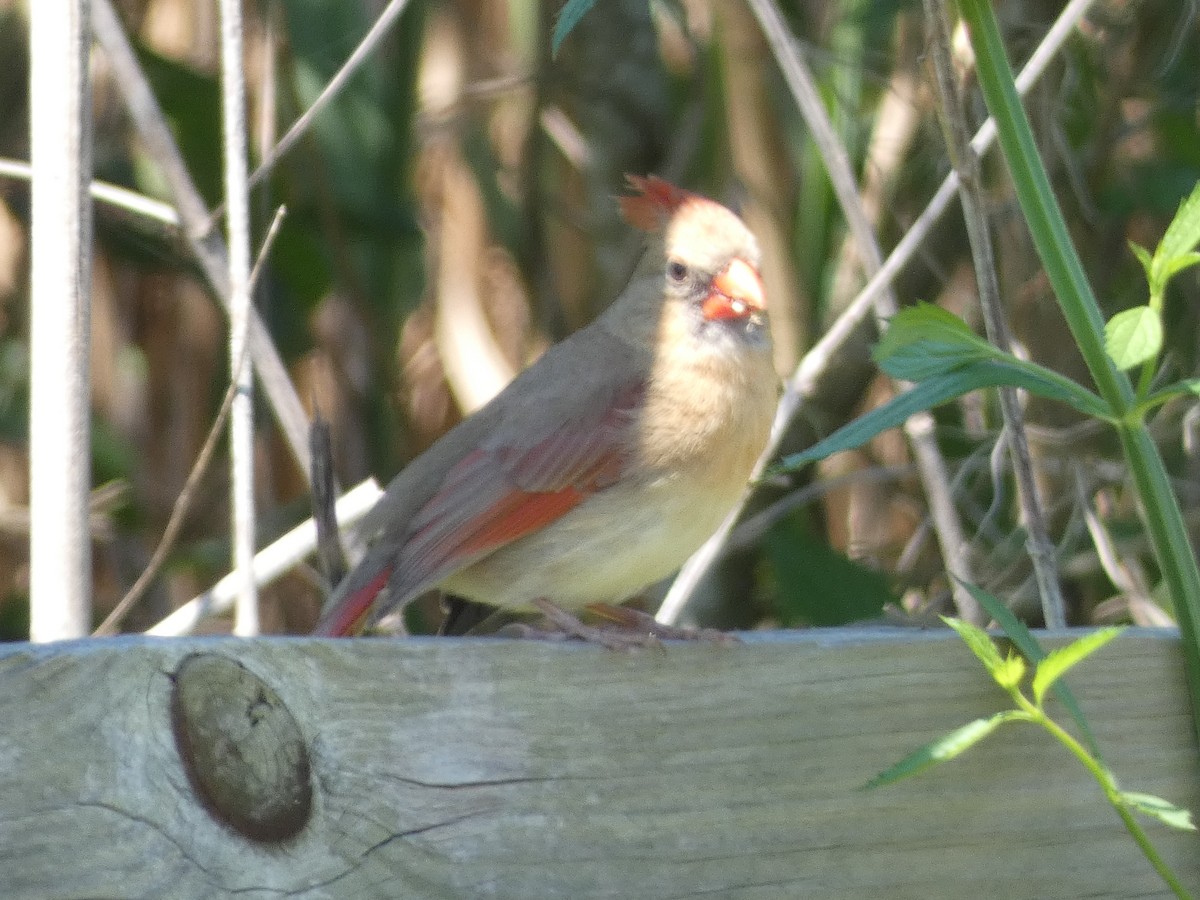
313, 567, 393, 636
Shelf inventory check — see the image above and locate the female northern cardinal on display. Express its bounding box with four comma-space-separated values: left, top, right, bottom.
315, 175, 777, 636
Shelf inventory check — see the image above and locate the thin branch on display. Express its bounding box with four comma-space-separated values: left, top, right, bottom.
219, 0, 258, 635
752, 0, 979, 622
206, 0, 416, 229
91, 0, 314, 482
28, 0, 93, 641
249, 204, 287, 294
725, 464, 919, 554
0, 157, 179, 226
924, 0, 1067, 627
92, 376, 239, 636
94, 204, 288, 637
145, 479, 382, 636
659, 0, 1095, 625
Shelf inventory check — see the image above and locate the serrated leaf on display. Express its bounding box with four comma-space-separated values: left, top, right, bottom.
1031, 627, 1125, 706
772, 361, 1109, 474
865, 712, 1023, 788
1156, 180, 1200, 275
1121, 791, 1197, 831
942, 616, 1004, 675
874, 303, 1000, 380
994, 652, 1027, 691
1104, 306, 1163, 370
551, 0, 598, 55
955, 578, 1099, 753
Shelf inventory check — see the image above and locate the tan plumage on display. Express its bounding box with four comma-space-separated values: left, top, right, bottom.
315, 176, 777, 636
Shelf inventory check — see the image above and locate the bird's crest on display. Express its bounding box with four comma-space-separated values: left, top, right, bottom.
618, 175, 698, 232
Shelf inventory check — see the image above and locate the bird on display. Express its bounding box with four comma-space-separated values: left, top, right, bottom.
314, 175, 778, 637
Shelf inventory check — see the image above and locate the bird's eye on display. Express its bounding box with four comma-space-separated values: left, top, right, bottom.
667, 260, 689, 283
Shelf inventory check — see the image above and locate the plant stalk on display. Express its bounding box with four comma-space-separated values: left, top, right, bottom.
956, 0, 1200, 744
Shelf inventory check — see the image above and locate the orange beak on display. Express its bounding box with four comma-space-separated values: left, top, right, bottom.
701, 258, 766, 322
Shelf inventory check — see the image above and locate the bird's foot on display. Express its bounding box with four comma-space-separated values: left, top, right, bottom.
522, 599, 664, 650
584, 603, 740, 645
490, 600, 737, 649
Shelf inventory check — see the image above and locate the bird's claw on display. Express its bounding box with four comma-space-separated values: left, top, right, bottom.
584, 603, 741, 645
528, 599, 664, 650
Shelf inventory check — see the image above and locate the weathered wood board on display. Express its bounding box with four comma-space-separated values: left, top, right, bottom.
0, 629, 1197, 898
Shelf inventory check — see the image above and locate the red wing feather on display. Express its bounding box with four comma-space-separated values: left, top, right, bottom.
313, 567, 392, 637
452, 485, 587, 557
314, 381, 643, 635
387, 381, 643, 603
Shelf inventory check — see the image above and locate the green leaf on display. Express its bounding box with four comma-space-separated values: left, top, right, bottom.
993, 652, 1027, 691
955, 579, 1099, 754
764, 517, 894, 626
941, 616, 1004, 675
1031, 627, 1125, 706
865, 712, 1025, 788
1121, 791, 1197, 831
1156, 180, 1200, 276
877, 302, 988, 348
959, 0, 1200, 755
1163, 250, 1200, 282
1136, 378, 1200, 418
772, 360, 1109, 474
876, 344, 990, 382
874, 303, 1001, 380
1129, 241, 1154, 280
551, 0, 598, 55
1104, 306, 1163, 370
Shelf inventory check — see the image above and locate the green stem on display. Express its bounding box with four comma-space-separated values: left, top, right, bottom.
956, 0, 1129, 412
1117, 425, 1200, 694
1028, 699, 1196, 900
956, 0, 1200, 746
1136, 358, 1156, 402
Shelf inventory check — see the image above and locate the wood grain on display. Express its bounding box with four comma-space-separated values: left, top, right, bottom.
0, 629, 1196, 898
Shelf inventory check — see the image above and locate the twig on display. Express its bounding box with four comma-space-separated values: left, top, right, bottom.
249, 204, 287, 294
924, 0, 1067, 628
218, 0, 258, 635
205, 0, 415, 229
91, 0, 313, 482
28, 0, 92, 641
659, 0, 1096, 625
94, 204, 287, 637
93, 376, 240, 636
746, 0, 980, 623
0, 157, 179, 226
145, 479, 382, 636
725, 464, 918, 554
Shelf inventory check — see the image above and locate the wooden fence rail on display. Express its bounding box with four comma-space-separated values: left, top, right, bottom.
1, 629, 1197, 898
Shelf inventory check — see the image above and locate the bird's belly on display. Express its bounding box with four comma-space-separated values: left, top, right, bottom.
440, 476, 734, 611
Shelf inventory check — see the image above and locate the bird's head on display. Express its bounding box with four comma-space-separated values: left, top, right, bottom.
618, 175, 769, 353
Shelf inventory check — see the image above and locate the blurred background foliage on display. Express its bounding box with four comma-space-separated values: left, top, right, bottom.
0, 0, 1197, 638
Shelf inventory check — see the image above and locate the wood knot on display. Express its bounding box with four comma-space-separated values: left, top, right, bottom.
170, 652, 313, 843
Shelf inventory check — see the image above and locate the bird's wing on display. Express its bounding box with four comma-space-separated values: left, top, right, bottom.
314, 372, 644, 636
397, 381, 640, 576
